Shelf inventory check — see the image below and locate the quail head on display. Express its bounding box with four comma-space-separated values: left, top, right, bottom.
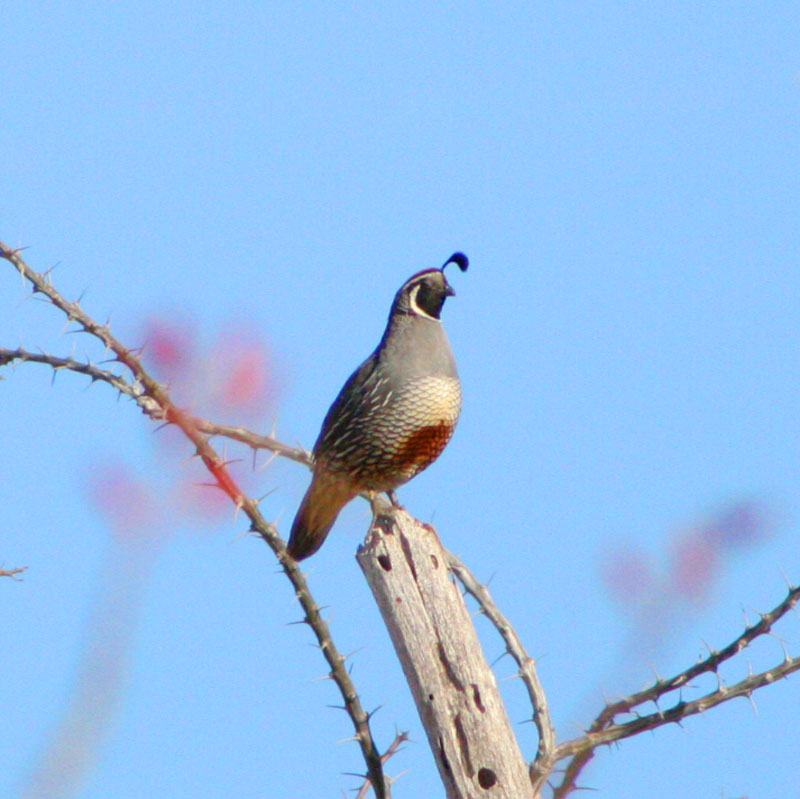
287, 252, 468, 560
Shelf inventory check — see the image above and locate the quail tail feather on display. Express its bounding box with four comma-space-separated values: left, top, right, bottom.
287, 470, 357, 560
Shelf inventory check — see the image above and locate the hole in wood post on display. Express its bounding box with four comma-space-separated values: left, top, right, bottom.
471, 684, 486, 713
438, 737, 452, 774
430, 553, 439, 568
377, 554, 392, 571
375, 514, 394, 533
437, 642, 464, 691
454, 713, 473, 777
477, 768, 497, 789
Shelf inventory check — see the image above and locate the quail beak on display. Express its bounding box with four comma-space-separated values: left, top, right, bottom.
443, 279, 456, 298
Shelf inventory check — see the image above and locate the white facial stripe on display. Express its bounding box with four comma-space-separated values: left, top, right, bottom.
408, 283, 439, 320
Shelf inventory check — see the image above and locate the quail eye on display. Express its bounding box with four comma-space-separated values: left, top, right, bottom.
413, 282, 445, 319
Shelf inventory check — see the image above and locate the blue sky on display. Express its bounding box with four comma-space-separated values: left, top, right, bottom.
3, 3, 800, 797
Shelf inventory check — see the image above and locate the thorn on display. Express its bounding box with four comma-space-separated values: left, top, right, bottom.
777, 567, 795, 591
228, 527, 253, 545
257, 450, 280, 472
491, 649, 511, 667
341, 647, 365, 663
58, 318, 74, 337
779, 639, 791, 661
700, 638, 719, 661
651, 696, 663, 718
256, 487, 279, 505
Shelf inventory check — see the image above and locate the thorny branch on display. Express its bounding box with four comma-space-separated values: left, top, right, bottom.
192, 419, 311, 466
0, 241, 390, 799
0, 347, 141, 399
4, 239, 800, 798
354, 731, 410, 799
593, 583, 800, 730
551, 583, 800, 798
446, 552, 556, 793
0, 347, 311, 465
1, 566, 28, 580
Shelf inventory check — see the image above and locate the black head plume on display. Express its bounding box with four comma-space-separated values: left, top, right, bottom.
442, 252, 469, 273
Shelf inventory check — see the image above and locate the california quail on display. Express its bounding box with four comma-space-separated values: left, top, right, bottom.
287, 252, 469, 560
